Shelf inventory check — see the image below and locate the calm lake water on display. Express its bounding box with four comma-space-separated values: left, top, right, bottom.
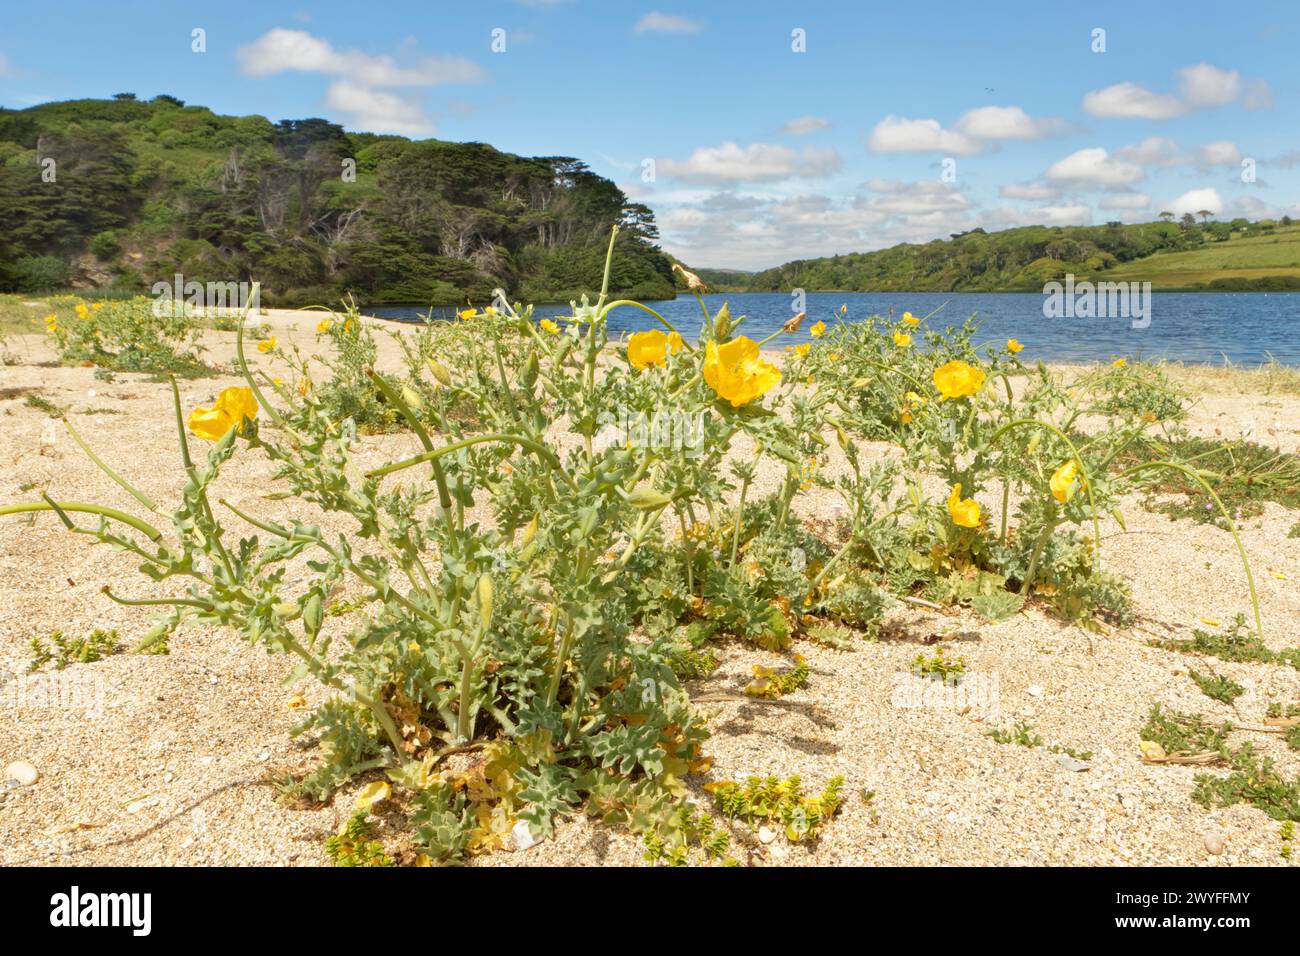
370, 292, 1300, 366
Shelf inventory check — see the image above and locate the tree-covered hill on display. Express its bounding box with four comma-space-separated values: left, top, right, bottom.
0, 95, 676, 306
746, 218, 1300, 293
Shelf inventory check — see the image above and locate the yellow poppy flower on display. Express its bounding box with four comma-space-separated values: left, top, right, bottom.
91, 303, 103, 312
75, 303, 89, 318
703, 336, 782, 407
902, 311, 920, 326
354, 781, 390, 812
316, 319, 332, 333
932, 360, 985, 400
1006, 338, 1024, 354
628, 330, 671, 369
297, 377, 311, 397
947, 483, 981, 528
257, 336, 277, 353
1112, 357, 1127, 367
484, 306, 498, 316
667, 331, 685, 353
1050, 460, 1084, 504
539, 318, 560, 334
791, 343, 811, 359
810, 320, 827, 338
187, 386, 258, 441
893, 331, 912, 347
458, 308, 476, 321
900, 390, 924, 424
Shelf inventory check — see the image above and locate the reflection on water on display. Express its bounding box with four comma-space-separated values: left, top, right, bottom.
369, 291, 1300, 366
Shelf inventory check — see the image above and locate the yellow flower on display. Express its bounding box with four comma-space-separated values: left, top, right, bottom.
810, 320, 827, 338
316, 319, 332, 333
703, 336, 782, 407
932, 360, 985, 400
1050, 460, 1084, 504
947, 483, 982, 528
627, 330, 672, 369
91, 302, 103, 312
75, 303, 89, 319
187, 386, 258, 441
272, 377, 284, 387
539, 318, 560, 334
790, 343, 811, 359
257, 336, 277, 353
484, 306, 498, 316
893, 331, 912, 348
286, 693, 307, 709
458, 308, 476, 321
297, 377, 311, 397
1112, 357, 1127, 367
902, 311, 920, 326
1006, 338, 1024, 354
900, 390, 925, 424
354, 781, 390, 812
667, 331, 685, 353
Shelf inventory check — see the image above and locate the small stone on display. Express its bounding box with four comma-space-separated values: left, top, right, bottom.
1027, 685, 1043, 697
758, 826, 777, 845
1055, 755, 1091, 773
4, 761, 38, 787
767, 843, 788, 861
1204, 831, 1226, 856
510, 820, 541, 852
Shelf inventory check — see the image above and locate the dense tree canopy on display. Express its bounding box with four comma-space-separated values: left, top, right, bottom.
0, 96, 676, 305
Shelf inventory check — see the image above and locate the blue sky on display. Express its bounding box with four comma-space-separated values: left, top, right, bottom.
2, 1, 1297, 269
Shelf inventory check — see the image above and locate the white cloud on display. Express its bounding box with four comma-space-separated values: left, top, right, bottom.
323, 81, 435, 136
1082, 82, 1185, 120
1164, 188, 1224, 217
953, 105, 1064, 140
1192, 140, 1243, 169
235, 29, 483, 135
1045, 148, 1144, 186
1084, 63, 1272, 120
1177, 63, 1242, 107
634, 12, 703, 34
1117, 136, 1182, 166
658, 141, 841, 184
866, 115, 981, 155
1098, 193, 1151, 211
782, 115, 830, 136
236, 29, 482, 85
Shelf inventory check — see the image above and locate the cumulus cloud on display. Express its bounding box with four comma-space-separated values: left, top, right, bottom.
634, 12, 703, 34
866, 115, 981, 155
658, 141, 841, 184
1082, 82, 1185, 120
1084, 63, 1272, 120
953, 105, 1064, 140
235, 28, 483, 135
1045, 148, 1144, 187
782, 115, 831, 135
1164, 188, 1224, 217
323, 81, 435, 136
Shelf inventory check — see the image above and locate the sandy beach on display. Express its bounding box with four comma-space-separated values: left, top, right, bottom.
2, 308, 1298, 867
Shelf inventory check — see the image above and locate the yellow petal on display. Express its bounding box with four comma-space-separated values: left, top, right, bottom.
354, 781, 391, 812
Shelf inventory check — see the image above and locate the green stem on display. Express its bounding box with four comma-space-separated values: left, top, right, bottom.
63, 416, 158, 512
367, 433, 575, 489
0, 501, 163, 541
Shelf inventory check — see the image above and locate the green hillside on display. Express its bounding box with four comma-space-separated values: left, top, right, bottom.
747, 218, 1300, 293
0, 95, 676, 306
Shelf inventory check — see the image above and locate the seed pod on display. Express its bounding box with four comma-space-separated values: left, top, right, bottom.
401, 385, 424, 410
521, 514, 539, 549
478, 574, 494, 633
522, 352, 539, 388
303, 593, 324, 638
714, 303, 732, 340
275, 602, 301, 621
425, 357, 452, 387
627, 488, 672, 510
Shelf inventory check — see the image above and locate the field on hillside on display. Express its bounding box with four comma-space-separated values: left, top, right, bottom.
1101, 226, 1300, 287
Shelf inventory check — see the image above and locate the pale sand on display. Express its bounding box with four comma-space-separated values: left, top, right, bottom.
1, 313, 1298, 866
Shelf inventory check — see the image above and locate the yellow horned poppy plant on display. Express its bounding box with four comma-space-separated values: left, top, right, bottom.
933, 360, 985, 400
1007, 338, 1024, 354
893, 331, 912, 347
539, 318, 560, 334
947, 483, 981, 528
703, 336, 781, 407
902, 311, 920, 326
810, 320, 827, 338
257, 336, 277, 353
1050, 460, 1084, 503
187, 387, 258, 441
